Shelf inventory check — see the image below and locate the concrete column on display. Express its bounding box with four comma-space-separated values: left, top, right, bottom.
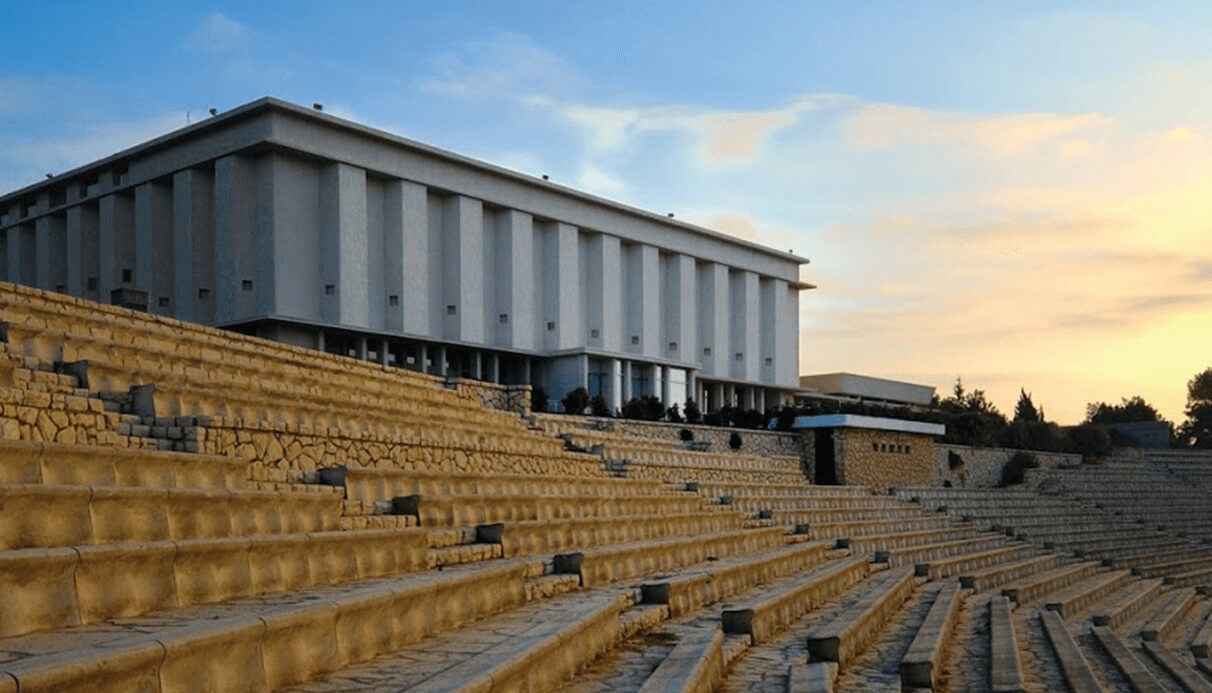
586, 233, 622, 350
621, 360, 632, 404
711, 383, 725, 412
743, 387, 756, 411
494, 210, 534, 349
380, 338, 389, 366
66, 202, 99, 299
660, 366, 672, 407
442, 196, 484, 342
773, 280, 797, 387
384, 180, 428, 334
214, 155, 258, 323
135, 181, 174, 312
579, 354, 590, 390
317, 331, 326, 352
607, 358, 623, 413
686, 371, 697, 405
416, 344, 428, 373
35, 215, 67, 291
172, 168, 215, 324
435, 346, 448, 376
98, 194, 136, 301
543, 222, 580, 350
665, 253, 696, 361
756, 388, 767, 414
471, 351, 483, 380
522, 358, 532, 385
488, 353, 500, 383
6, 226, 35, 285
320, 163, 369, 327
698, 262, 730, 376
357, 337, 368, 361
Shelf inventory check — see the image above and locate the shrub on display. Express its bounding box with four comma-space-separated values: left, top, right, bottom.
999, 451, 1039, 487
1068, 424, 1112, 459
729, 432, 743, 450
736, 409, 766, 430
684, 399, 702, 424
531, 387, 548, 413
589, 395, 611, 418
561, 387, 590, 415
703, 412, 723, 427
947, 451, 965, 470
943, 480, 953, 488
666, 403, 684, 423
622, 396, 665, 421
679, 428, 694, 442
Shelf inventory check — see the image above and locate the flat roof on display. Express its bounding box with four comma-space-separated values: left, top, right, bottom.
1, 97, 809, 267
792, 414, 946, 436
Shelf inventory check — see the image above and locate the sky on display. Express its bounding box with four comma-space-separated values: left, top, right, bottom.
2, 2, 1211, 424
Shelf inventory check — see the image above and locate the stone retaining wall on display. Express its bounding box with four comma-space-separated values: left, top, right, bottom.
542, 414, 801, 458
936, 444, 1080, 488
451, 378, 532, 415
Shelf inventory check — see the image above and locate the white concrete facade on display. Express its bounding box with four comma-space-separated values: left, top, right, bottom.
0, 97, 810, 412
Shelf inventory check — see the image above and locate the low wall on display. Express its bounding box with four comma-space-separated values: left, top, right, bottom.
936, 444, 1081, 488
548, 415, 802, 458
451, 378, 531, 415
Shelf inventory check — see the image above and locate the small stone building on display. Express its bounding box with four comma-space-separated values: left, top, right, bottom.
794, 414, 945, 488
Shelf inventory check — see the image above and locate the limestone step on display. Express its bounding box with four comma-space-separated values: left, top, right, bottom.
398, 491, 708, 527
899, 579, 963, 689
960, 553, 1062, 592
0, 439, 249, 489
490, 511, 746, 558
640, 540, 834, 617
1141, 587, 1197, 642
0, 527, 432, 639
875, 533, 1012, 566
990, 596, 1025, 693
0, 558, 536, 692
760, 507, 934, 526
720, 555, 871, 644
1043, 569, 1132, 619
1042, 528, 1177, 550
1091, 578, 1164, 629
0, 483, 342, 550
1118, 549, 1212, 571
843, 526, 984, 553
1090, 626, 1167, 693
1075, 537, 1192, 559
1166, 566, 1212, 589
918, 543, 1041, 580
327, 465, 668, 504
555, 526, 788, 588
690, 481, 874, 498
1141, 640, 1211, 693
1040, 608, 1103, 693
1191, 609, 1212, 658
1001, 561, 1100, 605
726, 495, 905, 512
803, 566, 916, 667
637, 626, 726, 693
797, 516, 954, 541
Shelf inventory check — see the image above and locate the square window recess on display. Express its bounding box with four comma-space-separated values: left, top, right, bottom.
446, 305, 457, 316
242, 280, 253, 292
198, 288, 211, 300
324, 284, 335, 296
389, 295, 399, 307
499, 313, 509, 324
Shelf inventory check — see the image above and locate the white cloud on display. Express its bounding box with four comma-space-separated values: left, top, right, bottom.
186, 12, 251, 54
576, 164, 626, 197
419, 32, 581, 99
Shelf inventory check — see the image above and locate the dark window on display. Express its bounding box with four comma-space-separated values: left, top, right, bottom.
589, 328, 599, 338
242, 280, 253, 291
87, 277, 98, 291
446, 304, 457, 316
198, 288, 211, 300
735, 352, 744, 361
121, 268, 133, 283
158, 297, 170, 308
500, 313, 509, 324
668, 341, 678, 352
547, 321, 555, 331
872, 442, 879, 452
764, 356, 773, 365
55, 284, 66, 293
324, 284, 335, 295
631, 335, 640, 345
703, 347, 712, 356
388, 295, 399, 307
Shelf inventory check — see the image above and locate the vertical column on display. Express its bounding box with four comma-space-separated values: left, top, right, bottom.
97, 192, 134, 301
488, 353, 500, 383
635, 245, 660, 355
357, 337, 368, 361
542, 223, 580, 350
214, 155, 257, 323
665, 253, 696, 362
494, 210, 534, 349
697, 263, 730, 376
756, 388, 766, 413
441, 196, 484, 342
35, 215, 67, 292
380, 338, 390, 366
742, 271, 761, 381
621, 361, 632, 404
774, 280, 798, 387
6, 225, 36, 285
320, 162, 369, 327
586, 233, 622, 351
660, 366, 672, 407
383, 180, 428, 334
172, 168, 215, 324
471, 351, 482, 380
135, 181, 174, 312
607, 358, 623, 412
711, 383, 725, 413
416, 344, 428, 373
434, 346, 448, 376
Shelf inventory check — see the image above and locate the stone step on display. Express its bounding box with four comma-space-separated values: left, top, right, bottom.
490, 511, 746, 558
0, 483, 342, 550
0, 558, 535, 691
1075, 537, 1192, 559
990, 596, 1025, 693
1191, 609, 1212, 658
637, 626, 725, 693
900, 580, 963, 689
1043, 528, 1177, 549
0, 439, 248, 489
875, 534, 1010, 566
1001, 561, 1099, 605
762, 507, 935, 526
0, 526, 433, 639
400, 491, 708, 527
1040, 609, 1103, 693
427, 541, 504, 567
803, 566, 916, 667
1117, 549, 1212, 571
720, 556, 871, 644
1044, 569, 1132, 619
1092, 578, 1164, 629
844, 526, 984, 553
919, 543, 1040, 580
1090, 626, 1167, 693
799, 516, 953, 540
1166, 566, 1212, 589
640, 540, 833, 617
1141, 587, 1197, 642
727, 495, 904, 512
555, 526, 788, 588
787, 662, 839, 692
1142, 640, 1211, 693
960, 553, 1061, 591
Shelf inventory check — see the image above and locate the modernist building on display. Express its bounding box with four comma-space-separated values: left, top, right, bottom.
0, 98, 810, 412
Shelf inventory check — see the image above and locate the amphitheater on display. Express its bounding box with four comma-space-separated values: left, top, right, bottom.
2, 280, 1212, 692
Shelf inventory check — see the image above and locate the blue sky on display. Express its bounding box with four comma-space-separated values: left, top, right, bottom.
4, 2, 1212, 423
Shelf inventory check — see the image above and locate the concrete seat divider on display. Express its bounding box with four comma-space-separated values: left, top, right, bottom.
990, 596, 1026, 693
637, 627, 726, 693
1090, 627, 1167, 693
899, 579, 964, 689
720, 556, 870, 644
802, 567, 916, 668
1040, 609, 1103, 693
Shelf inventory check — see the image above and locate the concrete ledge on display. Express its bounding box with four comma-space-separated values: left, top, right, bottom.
989, 596, 1025, 693
637, 627, 724, 693
804, 567, 915, 667
1142, 640, 1209, 693
1141, 587, 1197, 642
900, 580, 963, 689
1090, 627, 1165, 693
1040, 609, 1102, 693
722, 557, 869, 644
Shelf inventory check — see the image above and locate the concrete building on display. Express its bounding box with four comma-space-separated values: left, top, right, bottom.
798, 373, 936, 409
0, 97, 811, 413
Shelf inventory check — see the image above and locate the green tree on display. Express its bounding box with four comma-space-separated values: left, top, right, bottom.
1179, 368, 1212, 448
1085, 396, 1164, 425
1013, 389, 1041, 423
